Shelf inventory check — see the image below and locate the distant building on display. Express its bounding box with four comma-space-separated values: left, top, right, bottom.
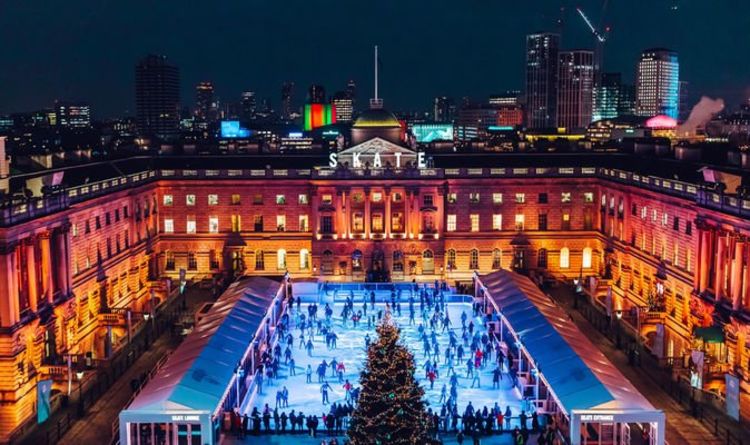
433, 96, 456, 122
556, 50, 594, 130
55, 102, 91, 128
488, 91, 521, 107
308, 84, 326, 104
240, 91, 257, 121
679, 81, 690, 122
135, 54, 180, 140
636, 48, 679, 119
331, 91, 354, 123
525, 32, 560, 129
346, 79, 357, 113
456, 106, 501, 141
281, 82, 294, 120
194, 81, 214, 123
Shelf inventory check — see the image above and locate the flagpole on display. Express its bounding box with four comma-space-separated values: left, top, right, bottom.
374, 45, 379, 101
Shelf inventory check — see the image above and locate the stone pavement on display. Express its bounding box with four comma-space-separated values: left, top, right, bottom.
17, 285, 217, 445
545, 285, 725, 445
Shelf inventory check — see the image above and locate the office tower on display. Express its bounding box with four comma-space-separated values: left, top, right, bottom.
240, 91, 257, 121
592, 73, 638, 121
308, 84, 326, 104
194, 81, 215, 123
55, 101, 91, 128
346, 80, 357, 112
679, 81, 690, 121
331, 91, 354, 122
525, 32, 560, 129
433, 96, 456, 122
489, 91, 521, 107
557, 50, 594, 129
636, 48, 679, 119
135, 54, 180, 140
281, 82, 294, 120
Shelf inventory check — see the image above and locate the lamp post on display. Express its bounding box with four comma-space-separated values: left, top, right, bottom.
614, 310, 623, 349
76, 370, 85, 417
235, 363, 244, 409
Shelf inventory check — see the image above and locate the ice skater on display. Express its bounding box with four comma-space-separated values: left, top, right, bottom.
321, 381, 332, 404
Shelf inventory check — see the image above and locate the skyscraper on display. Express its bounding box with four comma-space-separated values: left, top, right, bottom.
135, 54, 180, 140
525, 32, 560, 129
679, 81, 690, 121
346, 79, 357, 112
593, 73, 624, 121
331, 91, 354, 122
194, 81, 215, 122
240, 91, 257, 121
556, 50, 594, 129
281, 82, 294, 120
433, 96, 456, 122
636, 48, 679, 119
308, 84, 326, 104
55, 101, 91, 128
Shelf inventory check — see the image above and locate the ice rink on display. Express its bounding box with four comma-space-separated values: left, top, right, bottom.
242, 299, 522, 419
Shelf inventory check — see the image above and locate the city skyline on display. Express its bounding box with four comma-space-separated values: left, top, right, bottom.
1, 0, 749, 117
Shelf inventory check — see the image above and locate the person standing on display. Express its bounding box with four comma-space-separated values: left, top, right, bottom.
321, 381, 331, 404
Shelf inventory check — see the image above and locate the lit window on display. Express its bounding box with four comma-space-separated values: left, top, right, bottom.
662, 213, 669, 226
298, 194, 309, 204
231, 194, 241, 205
209, 216, 219, 233
276, 194, 286, 205
515, 193, 525, 203
447, 193, 457, 204
561, 192, 572, 203
470, 214, 479, 232
186, 217, 196, 234
208, 194, 218, 205
515, 214, 525, 231
469, 193, 480, 203
164, 218, 174, 233
277, 215, 286, 231
392, 192, 403, 202
322, 194, 333, 205
371, 192, 382, 202
300, 249, 310, 270
277, 249, 287, 270
492, 214, 502, 231
186, 194, 196, 206
582, 247, 592, 268
163, 195, 173, 206
299, 215, 309, 232
560, 247, 570, 269
492, 193, 503, 204
641, 206, 647, 219
584, 192, 594, 203
72, 223, 78, 237
651, 209, 658, 222
469, 249, 479, 269
447, 214, 457, 232
231, 215, 241, 232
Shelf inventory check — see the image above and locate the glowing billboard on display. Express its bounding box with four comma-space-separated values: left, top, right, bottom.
220, 121, 251, 138
411, 124, 453, 143
304, 104, 337, 131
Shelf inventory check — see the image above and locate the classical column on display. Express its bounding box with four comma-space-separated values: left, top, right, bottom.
731, 238, 744, 311
364, 188, 371, 238
25, 237, 39, 312
715, 233, 725, 300
310, 191, 320, 236
743, 242, 750, 311
39, 231, 54, 303
0, 241, 20, 326
699, 227, 711, 293
55, 224, 71, 297
384, 188, 392, 238
404, 190, 412, 236
693, 226, 703, 291
335, 191, 344, 236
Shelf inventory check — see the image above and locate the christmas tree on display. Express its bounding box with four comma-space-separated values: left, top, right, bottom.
348, 313, 435, 444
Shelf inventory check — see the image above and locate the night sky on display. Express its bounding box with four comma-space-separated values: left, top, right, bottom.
1, 0, 748, 117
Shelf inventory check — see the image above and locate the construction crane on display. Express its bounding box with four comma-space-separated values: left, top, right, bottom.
576, 2, 611, 119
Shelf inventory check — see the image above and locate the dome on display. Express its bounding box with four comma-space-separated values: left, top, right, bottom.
353, 108, 401, 128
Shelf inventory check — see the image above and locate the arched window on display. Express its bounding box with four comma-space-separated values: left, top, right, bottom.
352, 249, 363, 271
392, 250, 404, 272
277, 249, 287, 270
537, 248, 548, 269
560, 247, 570, 269
470, 249, 479, 270
422, 249, 435, 274
582, 247, 593, 269
255, 250, 265, 270
321, 250, 334, 274
299, 249, 309, 270
446, 249, 457, 270
492, 249, 502, 269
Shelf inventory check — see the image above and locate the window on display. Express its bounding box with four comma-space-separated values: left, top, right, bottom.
276, 194, 286, 205
321, 216, 333, 234
447, 193, 457, 204
210, 250, 220, 269
446, 249, 456, 269
514, 214, 525, 231
561, 192, 572, 203
392, 192, 403, 202
298, 194, 309, 204
686, 221, 692, 235
492, 193, 503, 204
641, 206, 647, 219
299, 215, 309, 232
186, 217, 196, 234
371, 192, 382, 203
562, 213, 571, 231
392, 212, 404, 232
123, 206, 129, 218
187, 252, 197, 270
559, 247, 570, 269
352, 193, 364, 204
470, 214, 479, 232
582, 247, 593, 268
469, 249, 479, 270
164, 218, 174, 233
631, 203, 637, 216
186, 194, 196, 206
662, 213, 669, 226
422, 250, 434, 274
209, 216, 219, 233
537, 249, 548, 269
423, 194, 434, 206
253, 194, 263, 204
322, 250, 334, 274
673, 216, 680, 231
231, 215, 241, 232
538, 193, 548, 204
538, 213, 548, 231
492, 249, 502, 269
165, 251, 175, 270
584, 192, 594, 203
300, 249, 310, 270
163, 195, 173, 206
651, 209, 658, 222
515, 193, 525, 203
447, 215, 457, 232
114, 209, 120, 222
277, 249, 287, 270
208, 194, 218, 205
105, 212, 111, 226
255, 250, 265, 270
352, 212, 364, 232
321, 194, 333, 205
231, 194, 241, 205
373, 213, 384, 232
492, 214, 503, 231
469, 193, 480, 203
72, 223, 78, 237
673, 243, 680, 267
276, 215, 286, 231
254, 215, 263, 232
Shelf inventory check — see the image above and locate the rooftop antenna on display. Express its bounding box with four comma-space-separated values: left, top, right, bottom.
370, 45, 383, 109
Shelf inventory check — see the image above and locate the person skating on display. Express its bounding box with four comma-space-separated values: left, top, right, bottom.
306, 338, 314, 356
492, 366, 502, 388
439, 383, 447, 404
321, 381, 332, 404
289, 357, 296, 376
306, 364, 313, 383
282, 386, 289, 408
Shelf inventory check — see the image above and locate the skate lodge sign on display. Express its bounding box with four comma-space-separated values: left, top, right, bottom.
327, 137, 427, 169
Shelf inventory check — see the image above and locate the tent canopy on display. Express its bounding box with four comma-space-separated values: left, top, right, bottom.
123, 277, 282, 414
478, 270, 655, 414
